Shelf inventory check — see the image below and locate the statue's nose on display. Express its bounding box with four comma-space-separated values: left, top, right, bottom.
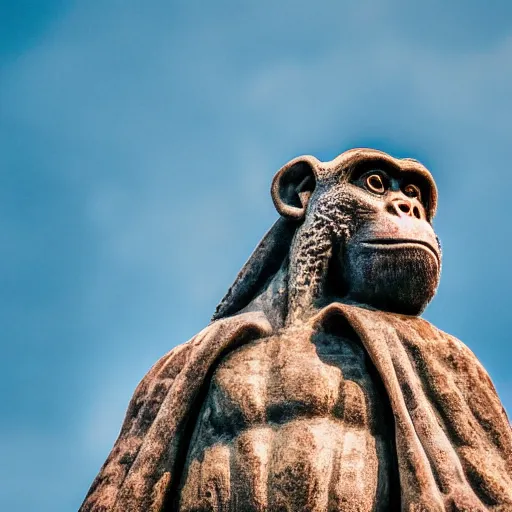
389, 198, 423, 220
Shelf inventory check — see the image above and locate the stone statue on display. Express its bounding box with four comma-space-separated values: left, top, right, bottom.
80, 149, 511, 511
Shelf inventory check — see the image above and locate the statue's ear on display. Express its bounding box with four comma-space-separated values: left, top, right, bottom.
271, 155, 319, 220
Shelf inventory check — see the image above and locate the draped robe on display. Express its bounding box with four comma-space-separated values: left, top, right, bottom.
80, 303, 512, 512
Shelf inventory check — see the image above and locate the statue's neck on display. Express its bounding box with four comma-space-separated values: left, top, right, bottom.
286, 214, 335, 326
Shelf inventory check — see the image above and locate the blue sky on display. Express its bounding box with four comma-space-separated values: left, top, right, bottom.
1, 1, 511, 510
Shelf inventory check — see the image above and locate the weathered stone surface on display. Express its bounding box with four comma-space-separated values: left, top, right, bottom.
178, 320, 395, 511
80, 149, 511, 511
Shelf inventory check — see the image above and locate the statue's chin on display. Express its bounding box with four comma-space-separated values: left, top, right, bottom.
343, 245, 440, 316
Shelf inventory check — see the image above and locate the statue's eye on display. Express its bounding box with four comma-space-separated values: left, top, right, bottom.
404, 184, 421, 200
366, 174, 386, 194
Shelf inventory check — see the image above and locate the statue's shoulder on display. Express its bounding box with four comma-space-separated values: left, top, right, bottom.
140, 310, 272, 387
411, 316, 486, 365
314, 302, 501, 393
396, 315, 507, 403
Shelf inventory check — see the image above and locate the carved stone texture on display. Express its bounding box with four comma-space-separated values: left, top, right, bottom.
80, 149, 512, 512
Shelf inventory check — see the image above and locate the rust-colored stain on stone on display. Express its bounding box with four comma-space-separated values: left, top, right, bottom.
80, 149, 511, 511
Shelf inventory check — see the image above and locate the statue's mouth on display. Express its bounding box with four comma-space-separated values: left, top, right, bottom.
361, 239, 440, 266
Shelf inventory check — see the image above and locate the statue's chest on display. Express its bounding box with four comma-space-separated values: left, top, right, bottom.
208, 327, 378, 430
178, 326, 397, 511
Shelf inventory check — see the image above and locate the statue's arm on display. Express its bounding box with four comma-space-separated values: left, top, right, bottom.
80, 342, 192, 511
457, 339, 512, 449
444, 336, 512, 506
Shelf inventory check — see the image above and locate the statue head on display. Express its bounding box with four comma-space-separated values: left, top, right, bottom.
214, 149, 441, 325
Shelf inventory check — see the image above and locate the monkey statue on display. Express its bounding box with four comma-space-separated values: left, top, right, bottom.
80, 149, 511, 512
